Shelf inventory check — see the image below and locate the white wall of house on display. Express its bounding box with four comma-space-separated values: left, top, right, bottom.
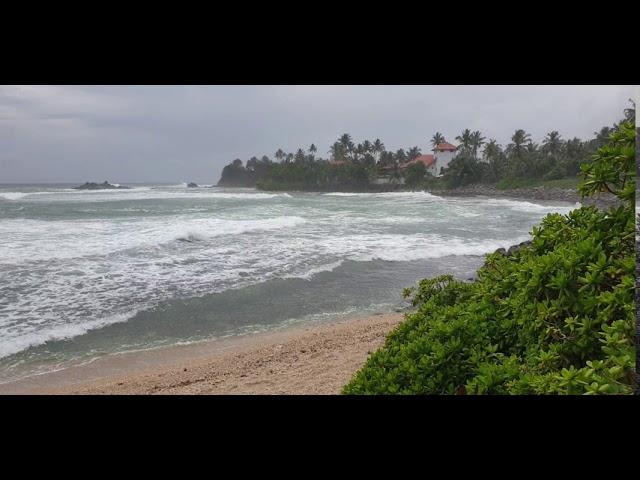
434, 150, 455, 171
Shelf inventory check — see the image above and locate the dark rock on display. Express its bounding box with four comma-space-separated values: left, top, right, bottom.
506, 240, 533, 256
494, 247, 507, 256
73, 181, 130, 190
187, 182, 199, 188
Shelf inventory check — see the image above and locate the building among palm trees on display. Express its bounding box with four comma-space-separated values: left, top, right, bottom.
401, 142, 457, 176
430, 142, 457, 174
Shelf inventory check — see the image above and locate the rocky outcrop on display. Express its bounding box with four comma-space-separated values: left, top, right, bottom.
507, 240, 532, 256
73, 181, 130, 190
187, 182, 199, 188
494, 240, 533, 257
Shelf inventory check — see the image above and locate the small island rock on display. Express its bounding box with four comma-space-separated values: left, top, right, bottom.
73, 181, 130, 190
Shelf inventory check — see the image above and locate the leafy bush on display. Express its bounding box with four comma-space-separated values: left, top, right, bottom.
343, 121, 636, 395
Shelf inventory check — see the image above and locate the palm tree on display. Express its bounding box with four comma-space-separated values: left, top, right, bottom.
594, 126, 614, 148
509, 129, 532, 157
339, 133, 352, 146
338, 133, 354, 159
285, 153, 294, 164
353, 143, 365, 162
455, 129, 473, 155
483, 139, 503, 179
483, 139, 501, 161
336, 133, 355, 161
373, 139, 385, 162
430, 132, 445, 148
294, 148, 306, 164
362, 140, 372, 155
308, 144, 317, 161
329, 142, 346, 162
470, 131, 485, 158
542, 131, 563, 156
407, 146, 422, 161
275, 148, 285, 163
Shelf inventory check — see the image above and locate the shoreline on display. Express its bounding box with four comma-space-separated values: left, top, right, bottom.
249, 183, 617, 209
0, 189, 587, 395
429, 184, 619, 209
0, 312, 404, 395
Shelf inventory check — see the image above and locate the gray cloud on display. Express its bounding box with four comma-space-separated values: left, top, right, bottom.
0, 85, 635, 183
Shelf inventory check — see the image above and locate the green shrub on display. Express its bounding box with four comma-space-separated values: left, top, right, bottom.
343, 121, 636, 395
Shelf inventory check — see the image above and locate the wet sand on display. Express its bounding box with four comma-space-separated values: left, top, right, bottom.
0, 313, 403, 395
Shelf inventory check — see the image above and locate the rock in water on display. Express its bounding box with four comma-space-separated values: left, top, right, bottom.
73, 181, 130, 190
187, 182, 199, 188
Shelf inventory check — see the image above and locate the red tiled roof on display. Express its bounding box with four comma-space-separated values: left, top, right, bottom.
415, 154, 436, 167
401, 154, 435, 169
434, 142, 457, 151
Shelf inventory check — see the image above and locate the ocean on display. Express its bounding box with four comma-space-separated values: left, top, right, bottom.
0, 183, 577, 384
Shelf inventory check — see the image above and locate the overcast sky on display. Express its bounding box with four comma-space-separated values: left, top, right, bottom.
0, 85, 635, 184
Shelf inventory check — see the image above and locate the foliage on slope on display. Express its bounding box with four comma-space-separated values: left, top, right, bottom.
343, 121, 636, 395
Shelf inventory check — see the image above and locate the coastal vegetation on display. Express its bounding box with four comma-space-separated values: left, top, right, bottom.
216, 100, 635, 193
342, 118, 636, 395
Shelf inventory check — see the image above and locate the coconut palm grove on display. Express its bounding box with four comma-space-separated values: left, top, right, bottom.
217, 102, 635, 193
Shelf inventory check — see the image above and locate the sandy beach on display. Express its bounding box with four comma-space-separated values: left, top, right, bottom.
0, 313, 403, 395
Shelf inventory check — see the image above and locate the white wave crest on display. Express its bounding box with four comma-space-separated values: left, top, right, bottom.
483, 198, 574, 213
0, 311, 137, 360
323, 191, 442, 199
316, 233, 534, 263
0, 216, 308, 263
282, 260, 344, 280
0, 192, 30, 201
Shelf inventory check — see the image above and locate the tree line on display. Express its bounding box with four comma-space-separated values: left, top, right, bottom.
217, 101, 635, 191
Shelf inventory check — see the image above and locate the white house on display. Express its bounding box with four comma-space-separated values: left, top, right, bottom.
429, 142, 457, 175
401, 142, 458, 177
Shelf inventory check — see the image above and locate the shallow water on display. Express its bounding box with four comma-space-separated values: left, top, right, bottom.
0, 183, 577, 383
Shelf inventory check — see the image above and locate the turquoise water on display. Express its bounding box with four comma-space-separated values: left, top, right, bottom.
0, 183, 577, 383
